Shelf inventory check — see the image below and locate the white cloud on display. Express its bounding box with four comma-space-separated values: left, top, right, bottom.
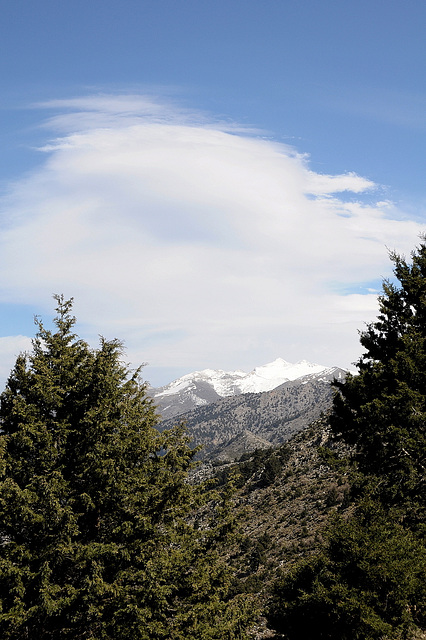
306, 171, 375, 195
0, 336, 33, 383
0, 95, 423, 385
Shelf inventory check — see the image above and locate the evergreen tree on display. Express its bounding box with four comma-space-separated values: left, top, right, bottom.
331, 240, 426, 519
269, 240, 426, 639
0, 296, 255, 639
269, 501, 426, 640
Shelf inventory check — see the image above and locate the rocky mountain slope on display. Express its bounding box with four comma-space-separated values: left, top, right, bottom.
199, 417, 353, 639
158, 367, 347, 460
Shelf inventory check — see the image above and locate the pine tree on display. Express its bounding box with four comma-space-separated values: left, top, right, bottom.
269, 501, 426, 640
269, 240, 426, 639
331, 239, 426, 518
0, 296, 255, 639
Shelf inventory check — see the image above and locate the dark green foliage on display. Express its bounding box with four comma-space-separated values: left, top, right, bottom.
270, 502, 426, 640
247, 533, 272, 572
214, 444, 291, 490
317, 445, 349, 472
269, 241, 426, 639
0, 297, 256, 639
331, 243, 426, 517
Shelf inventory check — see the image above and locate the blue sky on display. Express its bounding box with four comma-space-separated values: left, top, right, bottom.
0, 0, 425, 387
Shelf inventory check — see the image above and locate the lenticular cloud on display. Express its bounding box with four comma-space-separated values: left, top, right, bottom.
0, 94, 422, 381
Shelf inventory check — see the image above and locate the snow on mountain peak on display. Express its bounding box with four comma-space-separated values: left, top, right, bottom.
237, 358, 328, 394
154, 358, 330, 399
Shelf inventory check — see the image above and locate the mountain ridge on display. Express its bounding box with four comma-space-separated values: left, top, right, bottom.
150, 358, 342, 421
158, 367, 347, 460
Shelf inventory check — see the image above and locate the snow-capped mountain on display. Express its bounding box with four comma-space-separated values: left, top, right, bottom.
150, 358, 341, 420
233, 359, 332, 394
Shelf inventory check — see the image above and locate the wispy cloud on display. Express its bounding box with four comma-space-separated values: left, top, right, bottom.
0, 94, 423, 384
